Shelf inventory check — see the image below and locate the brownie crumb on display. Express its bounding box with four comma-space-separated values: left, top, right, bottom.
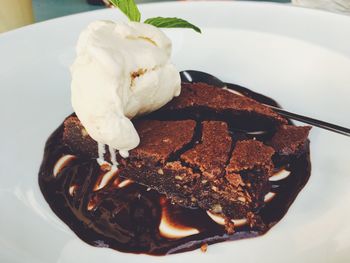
200, 243, 208, 253
224, 218, 235, 234
226, 173, 245, 187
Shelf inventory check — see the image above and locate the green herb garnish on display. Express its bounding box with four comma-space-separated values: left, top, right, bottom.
144, 17, 201, 33
109, 0, 141, 22
109, 0, 201, 33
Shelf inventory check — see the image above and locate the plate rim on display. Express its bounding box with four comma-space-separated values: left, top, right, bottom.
1, 1, 350, 262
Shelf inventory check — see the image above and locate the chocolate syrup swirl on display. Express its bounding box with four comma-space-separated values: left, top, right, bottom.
38, 83, 311, 255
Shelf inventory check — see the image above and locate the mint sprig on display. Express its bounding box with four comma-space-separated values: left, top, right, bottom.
109, 0, 141, 22
108, 0, 201, 33
144, 17, 201, 33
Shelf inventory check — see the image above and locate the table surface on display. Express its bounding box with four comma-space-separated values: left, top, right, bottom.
32, 0, 290, 22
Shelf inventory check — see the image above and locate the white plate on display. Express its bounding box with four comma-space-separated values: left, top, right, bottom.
1, 1, 350, 262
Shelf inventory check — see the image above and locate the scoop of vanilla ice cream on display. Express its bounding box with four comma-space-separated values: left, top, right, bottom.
71, 20, 181, 152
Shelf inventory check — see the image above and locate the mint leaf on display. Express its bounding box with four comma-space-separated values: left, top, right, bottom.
144, 17, 201, 33
108, 1, 202, 33
109, 0, 141, 22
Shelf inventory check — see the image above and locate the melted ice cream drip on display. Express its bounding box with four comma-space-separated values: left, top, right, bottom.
119, 150, 129, 158
206, 211, 247, 227
97, 142, 107, 166
93, 169, 118, 191
97, 142, 129, 168
159, 197, 200, 239
109, 146, 118, 168
53, 155, 76, 177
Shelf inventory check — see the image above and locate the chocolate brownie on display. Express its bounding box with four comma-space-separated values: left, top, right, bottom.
63, 116, 97, 157
62, 82, 311, 222
268, 125, 311, 156
153, 82, 287, 126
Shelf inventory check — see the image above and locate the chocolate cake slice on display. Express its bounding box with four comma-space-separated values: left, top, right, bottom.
62, 82, 311, 223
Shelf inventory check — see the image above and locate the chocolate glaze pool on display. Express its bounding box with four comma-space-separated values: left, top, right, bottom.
38, 81, 311, 255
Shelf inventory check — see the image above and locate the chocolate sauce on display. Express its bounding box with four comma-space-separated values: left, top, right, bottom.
38, 82, 311, 255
